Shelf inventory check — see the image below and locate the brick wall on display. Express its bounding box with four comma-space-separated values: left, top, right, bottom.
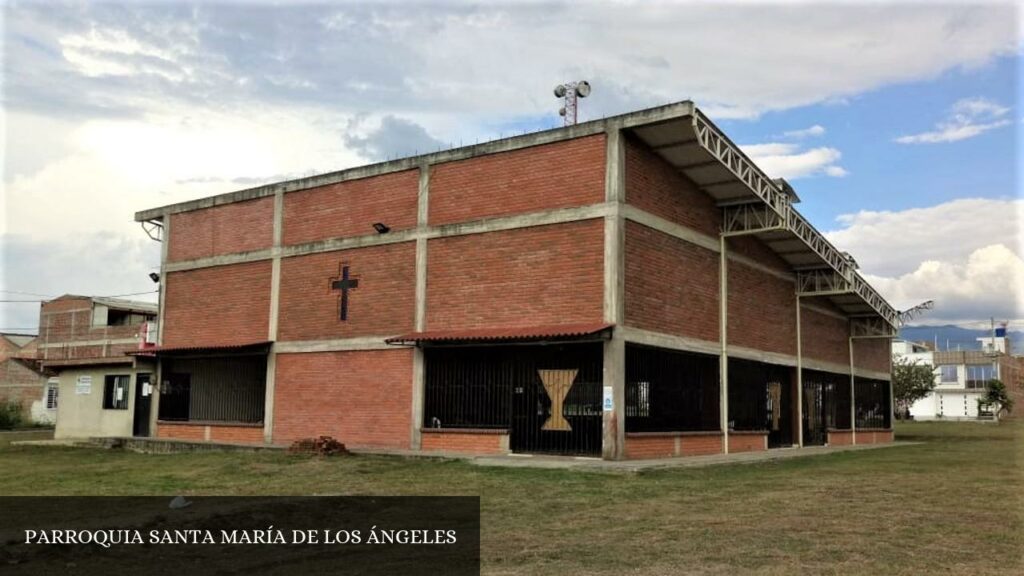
0, 338, 18, 362
155, 423, 264, 444
729, 236, 792, 272
429, 135, 605, 226
623, 432, 724, 459
728, 432, 768, 453
38, 297, 149, 362
828, 430, 855, 445
168, 197, 274, 262
727, 259, 797, 356
283, 170, 418, 245
0, 359, 46, 414
162, 261, 272, 347
624, 221, 719, 340
855, 430, 894, 444
277, 243, 416, 341
426, 220, 604, 330
210, 425, 264, 444
854, 338, 891, 375
624, 136, 720, 236
156, 423, 206, 441
681, 433, 725, 456
272, 349, 412, 448
420, 429, 509, 454
801, 305, 850, 367
624, 434, 678, 459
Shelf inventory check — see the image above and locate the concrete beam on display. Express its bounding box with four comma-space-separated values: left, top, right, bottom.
621, 206, 794, 282
274, 336, 398, 354
620, 325, 890, 381
133, 101, 696, 222
163, 203, 611, 273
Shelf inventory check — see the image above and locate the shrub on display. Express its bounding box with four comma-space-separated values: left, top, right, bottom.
0, 401, 24, 430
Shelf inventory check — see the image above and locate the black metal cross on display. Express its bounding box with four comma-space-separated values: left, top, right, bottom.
330, 265, 359, 321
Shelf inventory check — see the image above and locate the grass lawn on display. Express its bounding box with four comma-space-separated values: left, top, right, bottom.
1, 421, 1020, 575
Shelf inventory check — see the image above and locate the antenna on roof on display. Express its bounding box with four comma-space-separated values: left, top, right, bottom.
554, 80, 591, 126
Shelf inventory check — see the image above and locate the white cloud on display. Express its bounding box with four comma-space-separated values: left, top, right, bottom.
741, 143, 848, 180
895, 96, 1012, 144
863, 245, 1024, 325
3, 106, 367, 241
783, 125, 826, 139
2, 3, 1021, 333
0, 233, 160, 333
826, 198, 1023, 325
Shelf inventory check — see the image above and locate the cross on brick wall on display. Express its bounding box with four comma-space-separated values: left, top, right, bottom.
330, 264, 359, 321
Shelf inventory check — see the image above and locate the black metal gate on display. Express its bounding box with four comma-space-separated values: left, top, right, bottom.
424, 343, 603, 456
729, 359, 793, 448
802, 370, 851, 446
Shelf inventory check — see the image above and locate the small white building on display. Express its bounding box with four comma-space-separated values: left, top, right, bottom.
894, 332, 1008, 420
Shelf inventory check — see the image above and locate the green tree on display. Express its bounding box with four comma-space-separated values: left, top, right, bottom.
980, 378, 1014, 417
892, 355, 937, 420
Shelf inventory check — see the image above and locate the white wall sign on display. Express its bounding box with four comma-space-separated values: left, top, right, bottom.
603, 386, 614, 411
75, 375, 92, 395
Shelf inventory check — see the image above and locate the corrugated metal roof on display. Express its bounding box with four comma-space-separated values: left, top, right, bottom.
41, 357, 136, 368
128, 341, 272, 356
385, 323, 614, 345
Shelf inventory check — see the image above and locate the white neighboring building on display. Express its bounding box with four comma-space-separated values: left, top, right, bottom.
894, 334, 1007, 421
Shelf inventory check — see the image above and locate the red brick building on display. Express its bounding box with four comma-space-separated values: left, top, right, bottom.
134, 101, 899, 459
0, 333, 50, 424
38, 295, 158, 438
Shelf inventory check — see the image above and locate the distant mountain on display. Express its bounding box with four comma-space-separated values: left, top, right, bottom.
899, 324, 1024, 355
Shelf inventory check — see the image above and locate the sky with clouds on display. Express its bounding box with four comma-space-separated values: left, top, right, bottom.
1, 0, 1021, 334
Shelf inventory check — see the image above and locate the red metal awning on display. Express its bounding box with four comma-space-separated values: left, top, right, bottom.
127, 341, 272, 357
385, 323, 614, 345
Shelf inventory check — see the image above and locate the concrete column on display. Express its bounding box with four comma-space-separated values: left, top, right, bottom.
849, 337, 856, 445
602, 124, 626, 461
888, 351, 895, 428
719, 235, 729, 454
263, 189, 284, 444
795, 295, 803, 447
411, 163, 430, 450
149, 211, 171, 435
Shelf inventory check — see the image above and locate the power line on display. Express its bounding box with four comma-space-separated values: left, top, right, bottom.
0, 290, 56, 298
0, 289, 159, 304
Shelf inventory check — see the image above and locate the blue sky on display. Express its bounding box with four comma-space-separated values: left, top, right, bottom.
1, 1, 1021, 332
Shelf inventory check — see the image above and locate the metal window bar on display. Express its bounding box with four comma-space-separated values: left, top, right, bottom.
728, 359, 793, 447
102, 375, 130, 410
802, 370, 851, 446
424, 343, 603, 456
624, 344, 719, 432
854, 377, 891, 429
158, 356, 266, 423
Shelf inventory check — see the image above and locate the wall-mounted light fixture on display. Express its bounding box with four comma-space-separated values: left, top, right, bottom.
372, 222, 391, 234
148, 272, 161, 283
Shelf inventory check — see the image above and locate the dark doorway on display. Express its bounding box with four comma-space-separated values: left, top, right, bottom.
133, 373, 152, 437
158, 372, 191, 421
729, 359, 793, 448
424, 343, 603, 456
802, 370, 851, 446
